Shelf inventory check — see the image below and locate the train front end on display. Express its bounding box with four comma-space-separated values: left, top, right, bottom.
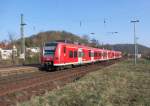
41, 42, 58, 69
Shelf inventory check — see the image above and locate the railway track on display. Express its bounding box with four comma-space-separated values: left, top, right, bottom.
0, 64, 39, 68
0, 59, 121, 106
0, 65, 39, 77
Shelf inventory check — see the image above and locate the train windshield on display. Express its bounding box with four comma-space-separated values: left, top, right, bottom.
44, 50, 55, 56
44, 42, 58, 56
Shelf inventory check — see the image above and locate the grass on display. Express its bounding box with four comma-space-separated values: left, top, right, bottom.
19, 59, 150, 106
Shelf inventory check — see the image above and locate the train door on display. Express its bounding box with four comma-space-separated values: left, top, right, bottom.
60, 45, 67, 64
91, 50, 94, 62
78, 48, 82, 64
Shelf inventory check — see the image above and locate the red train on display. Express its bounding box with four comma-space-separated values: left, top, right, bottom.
40, 41, 122, 70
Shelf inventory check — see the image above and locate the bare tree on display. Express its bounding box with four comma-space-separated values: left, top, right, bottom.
8, 32, 17, 46
8, 32, 17, 64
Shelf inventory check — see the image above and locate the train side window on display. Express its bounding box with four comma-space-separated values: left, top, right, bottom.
103, 52, 107, 57
94, 52, 97, 57
69, 51, 73, 58
74, 51, 77, 58
88, 51, 91, 57
63, 47, 66, 53
94, 52, 96, 57
99, 52, 102, 57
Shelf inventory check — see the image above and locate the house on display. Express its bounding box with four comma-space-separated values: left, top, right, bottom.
0, 45, 17, 60
0, 49, 12, 60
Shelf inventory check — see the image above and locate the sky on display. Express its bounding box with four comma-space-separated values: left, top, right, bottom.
0, 0, 150, 47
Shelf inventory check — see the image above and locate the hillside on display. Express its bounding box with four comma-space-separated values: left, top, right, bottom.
24, 31, 88, 47
103, 44, 150, 55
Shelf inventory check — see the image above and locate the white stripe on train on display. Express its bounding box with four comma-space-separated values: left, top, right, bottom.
53, 57, 121, 66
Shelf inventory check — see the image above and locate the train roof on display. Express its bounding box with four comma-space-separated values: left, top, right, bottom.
45, 41, 121, 53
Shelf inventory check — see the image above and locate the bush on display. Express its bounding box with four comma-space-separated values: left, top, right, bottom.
25, 53, 40, 64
